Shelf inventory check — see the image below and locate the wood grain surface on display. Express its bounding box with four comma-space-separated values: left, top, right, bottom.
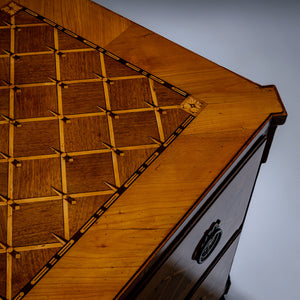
12, 248, 58, 298
0, 3, 195, 297
26, 112, 271, 299
0, 0, 133, 47
0, 1, 286, 299
189, 237, 240, 300
134, 138, 266, 299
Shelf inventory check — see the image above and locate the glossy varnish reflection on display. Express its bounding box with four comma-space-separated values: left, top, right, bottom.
0, 1, 286, 299
0, 2, 199, 299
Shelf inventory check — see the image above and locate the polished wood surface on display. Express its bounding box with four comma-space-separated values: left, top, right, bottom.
0, 4, 191, 299
0, 0, 132, 48
25, 120, 276, 300
189, 237, 240, 300
133, 138, 266, 299
0, 1, 286, 299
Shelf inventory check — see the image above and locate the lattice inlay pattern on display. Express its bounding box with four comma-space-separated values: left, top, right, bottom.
0, 3, 205, 300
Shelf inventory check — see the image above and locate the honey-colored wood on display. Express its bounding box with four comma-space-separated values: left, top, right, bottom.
6, 13, 16, 299
13, 120, 60, 157
149, 79, 165, 142
64, 116, 110, 152
61, 81, 105, 115
68, 195, 109, 237
11, 248, 58, 297
14, 86, 57, 119
14, 9, 41, 24
104, 25, 284, 112
13, 158, 62, 199
25, 114, 269, 300
12, 200, 64, 247
15, 25, 53, 53
104, 55, 140, 78
100, 52, 121, 188
54, 25, 71, 241
116, 148, 155, 186
13, 244, 62, 253
0, 1, 286, 299
0, 0, 133, 47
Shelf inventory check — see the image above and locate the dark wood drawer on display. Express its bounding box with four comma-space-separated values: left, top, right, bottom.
189, 235, 240, 300
134, 136, 266, 300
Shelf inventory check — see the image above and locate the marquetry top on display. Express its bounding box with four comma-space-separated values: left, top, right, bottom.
0, 1, 286, 300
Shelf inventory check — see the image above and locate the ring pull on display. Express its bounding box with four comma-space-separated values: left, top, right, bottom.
192, 219, 222, 264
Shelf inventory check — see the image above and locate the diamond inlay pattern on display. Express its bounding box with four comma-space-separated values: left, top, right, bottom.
0, 5, 200, 300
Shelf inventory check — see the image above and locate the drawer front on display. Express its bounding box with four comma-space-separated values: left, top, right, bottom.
135, 136, 266, 300
189, 235, 240, 300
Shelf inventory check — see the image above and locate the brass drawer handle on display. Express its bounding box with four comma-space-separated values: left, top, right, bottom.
192, 220, 222, 264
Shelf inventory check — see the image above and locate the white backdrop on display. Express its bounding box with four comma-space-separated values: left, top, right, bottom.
95, 1, 300, 299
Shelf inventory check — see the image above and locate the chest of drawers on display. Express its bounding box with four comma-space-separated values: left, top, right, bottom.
0, 1, 286, 299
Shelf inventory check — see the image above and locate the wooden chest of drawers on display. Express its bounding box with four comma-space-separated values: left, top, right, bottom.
0, 1, 286, 299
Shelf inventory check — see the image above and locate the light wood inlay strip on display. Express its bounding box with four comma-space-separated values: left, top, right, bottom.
14, 196, 62, 204
0, 144, 159, 164
0, 82, 56, 90
61, 48, 95, 53
68, 149, 111, 156
69, 190, 114, 198
6, 14, 16, 300
0, 80, 182, 93
113, 106, 181, 115
14, 243, 62, 252
100, 53, 120, 187
62, 78, 102, 84
16, 23, 49, 28
0, 105, 184, 126
0, 154, 59, 164
119, 144, 158, 151
149, 78, 165, 142
8, 48, 95, 57
17, 153, 60, 160
66, 112, 106, 119
114, 107, 153, 114
16, 116, 57, 123
1, 244, 64, 253
2, 189, 114, 205
54, 28, 69, 240
109, 75, 144, 81
14, 82, 56, 88
16, 51, 52, 56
